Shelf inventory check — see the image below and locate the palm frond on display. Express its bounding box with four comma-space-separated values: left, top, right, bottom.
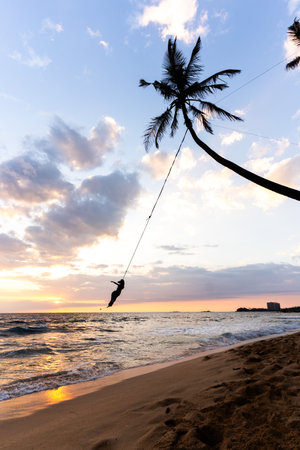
286, 56, 300, 70
139, 79, 176, 99
154, 108, 173, 148
163, 37, 186, 88
287, 18, 300, 46
185, 82, 228, 99
185, 37, 202, 83
188, 104, 213, 134
139, 79, 151, 87
143, 108, 173, 151
198, 69, 241, 87
143, 115, 163, 152
152, 81, 176, 100
170, 105, 180, 137
200, 101, 243, 122
167, 37, 186, 69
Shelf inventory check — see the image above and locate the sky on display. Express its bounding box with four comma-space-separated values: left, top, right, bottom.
0, 0, 300, 313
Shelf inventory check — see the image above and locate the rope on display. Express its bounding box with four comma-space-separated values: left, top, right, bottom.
122, 129, 188, 279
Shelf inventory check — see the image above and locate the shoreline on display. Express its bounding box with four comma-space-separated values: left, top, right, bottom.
1, 330, 299, 421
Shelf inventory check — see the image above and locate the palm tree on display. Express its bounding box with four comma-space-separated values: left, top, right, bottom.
140, 37, 300, 201
286, 18, 300, 70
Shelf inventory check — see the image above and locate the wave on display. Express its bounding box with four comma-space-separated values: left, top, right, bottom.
0, 325, 49, 336
0, 323, 76, 337
99, 328, 118, 333
0, 346, 55, 359
195, 323, 300, 351
6, 320, 27, 325
0, 362, 122, 401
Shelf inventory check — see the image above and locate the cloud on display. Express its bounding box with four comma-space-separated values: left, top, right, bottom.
99, 40, 109, 49
143, 263, 300, 300
159, 244, 194, 255
25, 171, 141, 257
234, 109, 246, 117
249, 141, 270, 159
80, 172, 140, 206
52, 262, 300, 303
213, 10, 228, 23
0, 203, 32, 219
87, 27, 101, 38
46, 116, 124, 170
249, 138, 290, 159
241, 155, 300, 210
87, 27, 109, 49
195, 168, 246, 210
10, 41, 51, 68
0, 233, 28, 252
0, 233, 32, 268
137, 0, 209, 43
292, 242, 300, 262
0, 154, 73, 203
41, 18, 63, 34
245, 157, 274, 174
118, 263, 300, 303
0, 114, 140, 264
273, 137, 290, 156
177, 147, 197, 171
142, 150, 174, 179
264, 155, 300, 188
142, 147, 196, 179
220, 131, 243, 146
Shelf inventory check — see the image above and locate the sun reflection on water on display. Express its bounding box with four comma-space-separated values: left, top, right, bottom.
44, 386, 73, 404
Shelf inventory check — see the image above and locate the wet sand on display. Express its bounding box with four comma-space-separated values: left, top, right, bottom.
0, 332, 299, 449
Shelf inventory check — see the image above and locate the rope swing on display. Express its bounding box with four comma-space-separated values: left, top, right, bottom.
122, 129, 188, 279
104, 129, 188, 311
104, 131, 187, 308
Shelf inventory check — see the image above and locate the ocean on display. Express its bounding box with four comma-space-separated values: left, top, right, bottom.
1, 311, 300, 402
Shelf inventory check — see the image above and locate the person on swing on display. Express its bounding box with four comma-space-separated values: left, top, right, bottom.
108, 279, 125, 307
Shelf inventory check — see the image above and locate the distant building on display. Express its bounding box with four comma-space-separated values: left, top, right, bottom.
267, 302, 280, 311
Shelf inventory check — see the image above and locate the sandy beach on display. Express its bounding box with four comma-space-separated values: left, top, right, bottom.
0, 332, 299, 449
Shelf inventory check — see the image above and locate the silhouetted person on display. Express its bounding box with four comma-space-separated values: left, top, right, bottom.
108, 279, 125, 307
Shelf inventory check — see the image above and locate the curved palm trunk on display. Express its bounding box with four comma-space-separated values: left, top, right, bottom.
182, 106, 300, 201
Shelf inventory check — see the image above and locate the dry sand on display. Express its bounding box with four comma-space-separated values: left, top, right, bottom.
0, 332, 299, 449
